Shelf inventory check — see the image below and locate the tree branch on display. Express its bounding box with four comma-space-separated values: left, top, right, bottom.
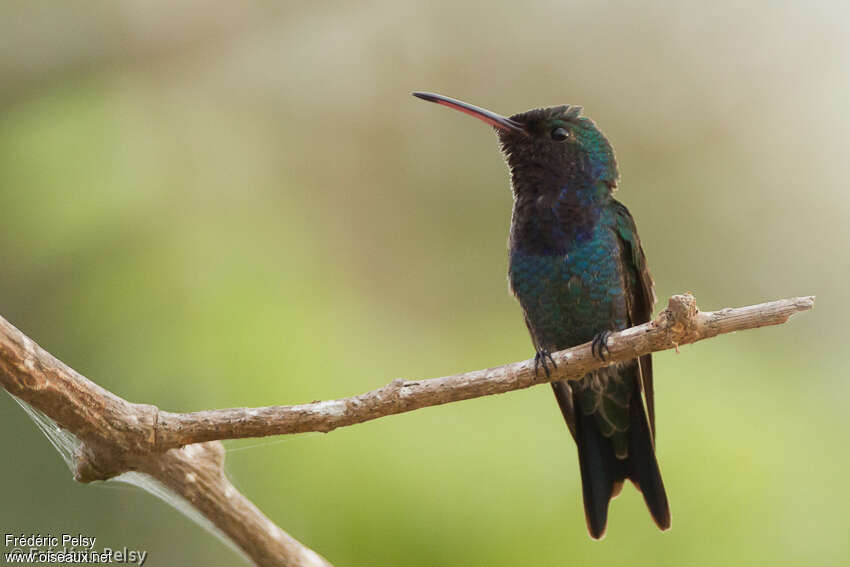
132, 442, 330, 567
152, 294, 814, 447
0, 293, 813, 566
0, 314, 333, 567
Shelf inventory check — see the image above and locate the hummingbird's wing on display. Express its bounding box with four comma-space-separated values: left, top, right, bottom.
612, 200, 658, 436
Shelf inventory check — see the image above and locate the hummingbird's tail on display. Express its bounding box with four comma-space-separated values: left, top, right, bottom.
553, 369, 671, 539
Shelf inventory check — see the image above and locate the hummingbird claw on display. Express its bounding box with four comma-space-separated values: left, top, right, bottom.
591, 330, 612, 361
534, 349, 557, 378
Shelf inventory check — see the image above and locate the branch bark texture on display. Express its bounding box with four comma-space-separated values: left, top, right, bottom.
153, 294, 814, 447
0, 293, 813, 566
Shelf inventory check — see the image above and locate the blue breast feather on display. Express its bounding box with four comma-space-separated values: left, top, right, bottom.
509, 218, 629, 350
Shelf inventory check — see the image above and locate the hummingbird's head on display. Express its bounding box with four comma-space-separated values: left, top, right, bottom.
413, 92, 618, 192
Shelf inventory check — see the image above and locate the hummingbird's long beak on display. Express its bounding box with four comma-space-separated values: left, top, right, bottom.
413, 92, 527, 135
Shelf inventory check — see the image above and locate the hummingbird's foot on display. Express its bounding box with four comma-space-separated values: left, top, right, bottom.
591, 330, 612, 361
534, 349, 557, 378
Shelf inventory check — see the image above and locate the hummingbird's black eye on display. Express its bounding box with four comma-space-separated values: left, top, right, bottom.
550, 127, 569, 142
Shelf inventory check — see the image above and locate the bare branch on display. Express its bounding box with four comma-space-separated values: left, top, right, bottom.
0, 318, 332, 567
0, 293, 813, 566
135, 442, 331, 567
153, 294, 814, 447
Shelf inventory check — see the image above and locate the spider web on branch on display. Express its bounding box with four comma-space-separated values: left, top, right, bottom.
8, 392, 249, 564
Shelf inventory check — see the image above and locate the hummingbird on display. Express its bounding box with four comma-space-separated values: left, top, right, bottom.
413, 92, 670, 538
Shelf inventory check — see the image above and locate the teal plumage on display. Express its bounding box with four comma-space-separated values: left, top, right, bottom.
413, 92, 670, 539
510, 201, 629, 348
501, 107, 669, 539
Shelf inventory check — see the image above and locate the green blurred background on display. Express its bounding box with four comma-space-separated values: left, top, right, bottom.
1, 1, 847, 565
